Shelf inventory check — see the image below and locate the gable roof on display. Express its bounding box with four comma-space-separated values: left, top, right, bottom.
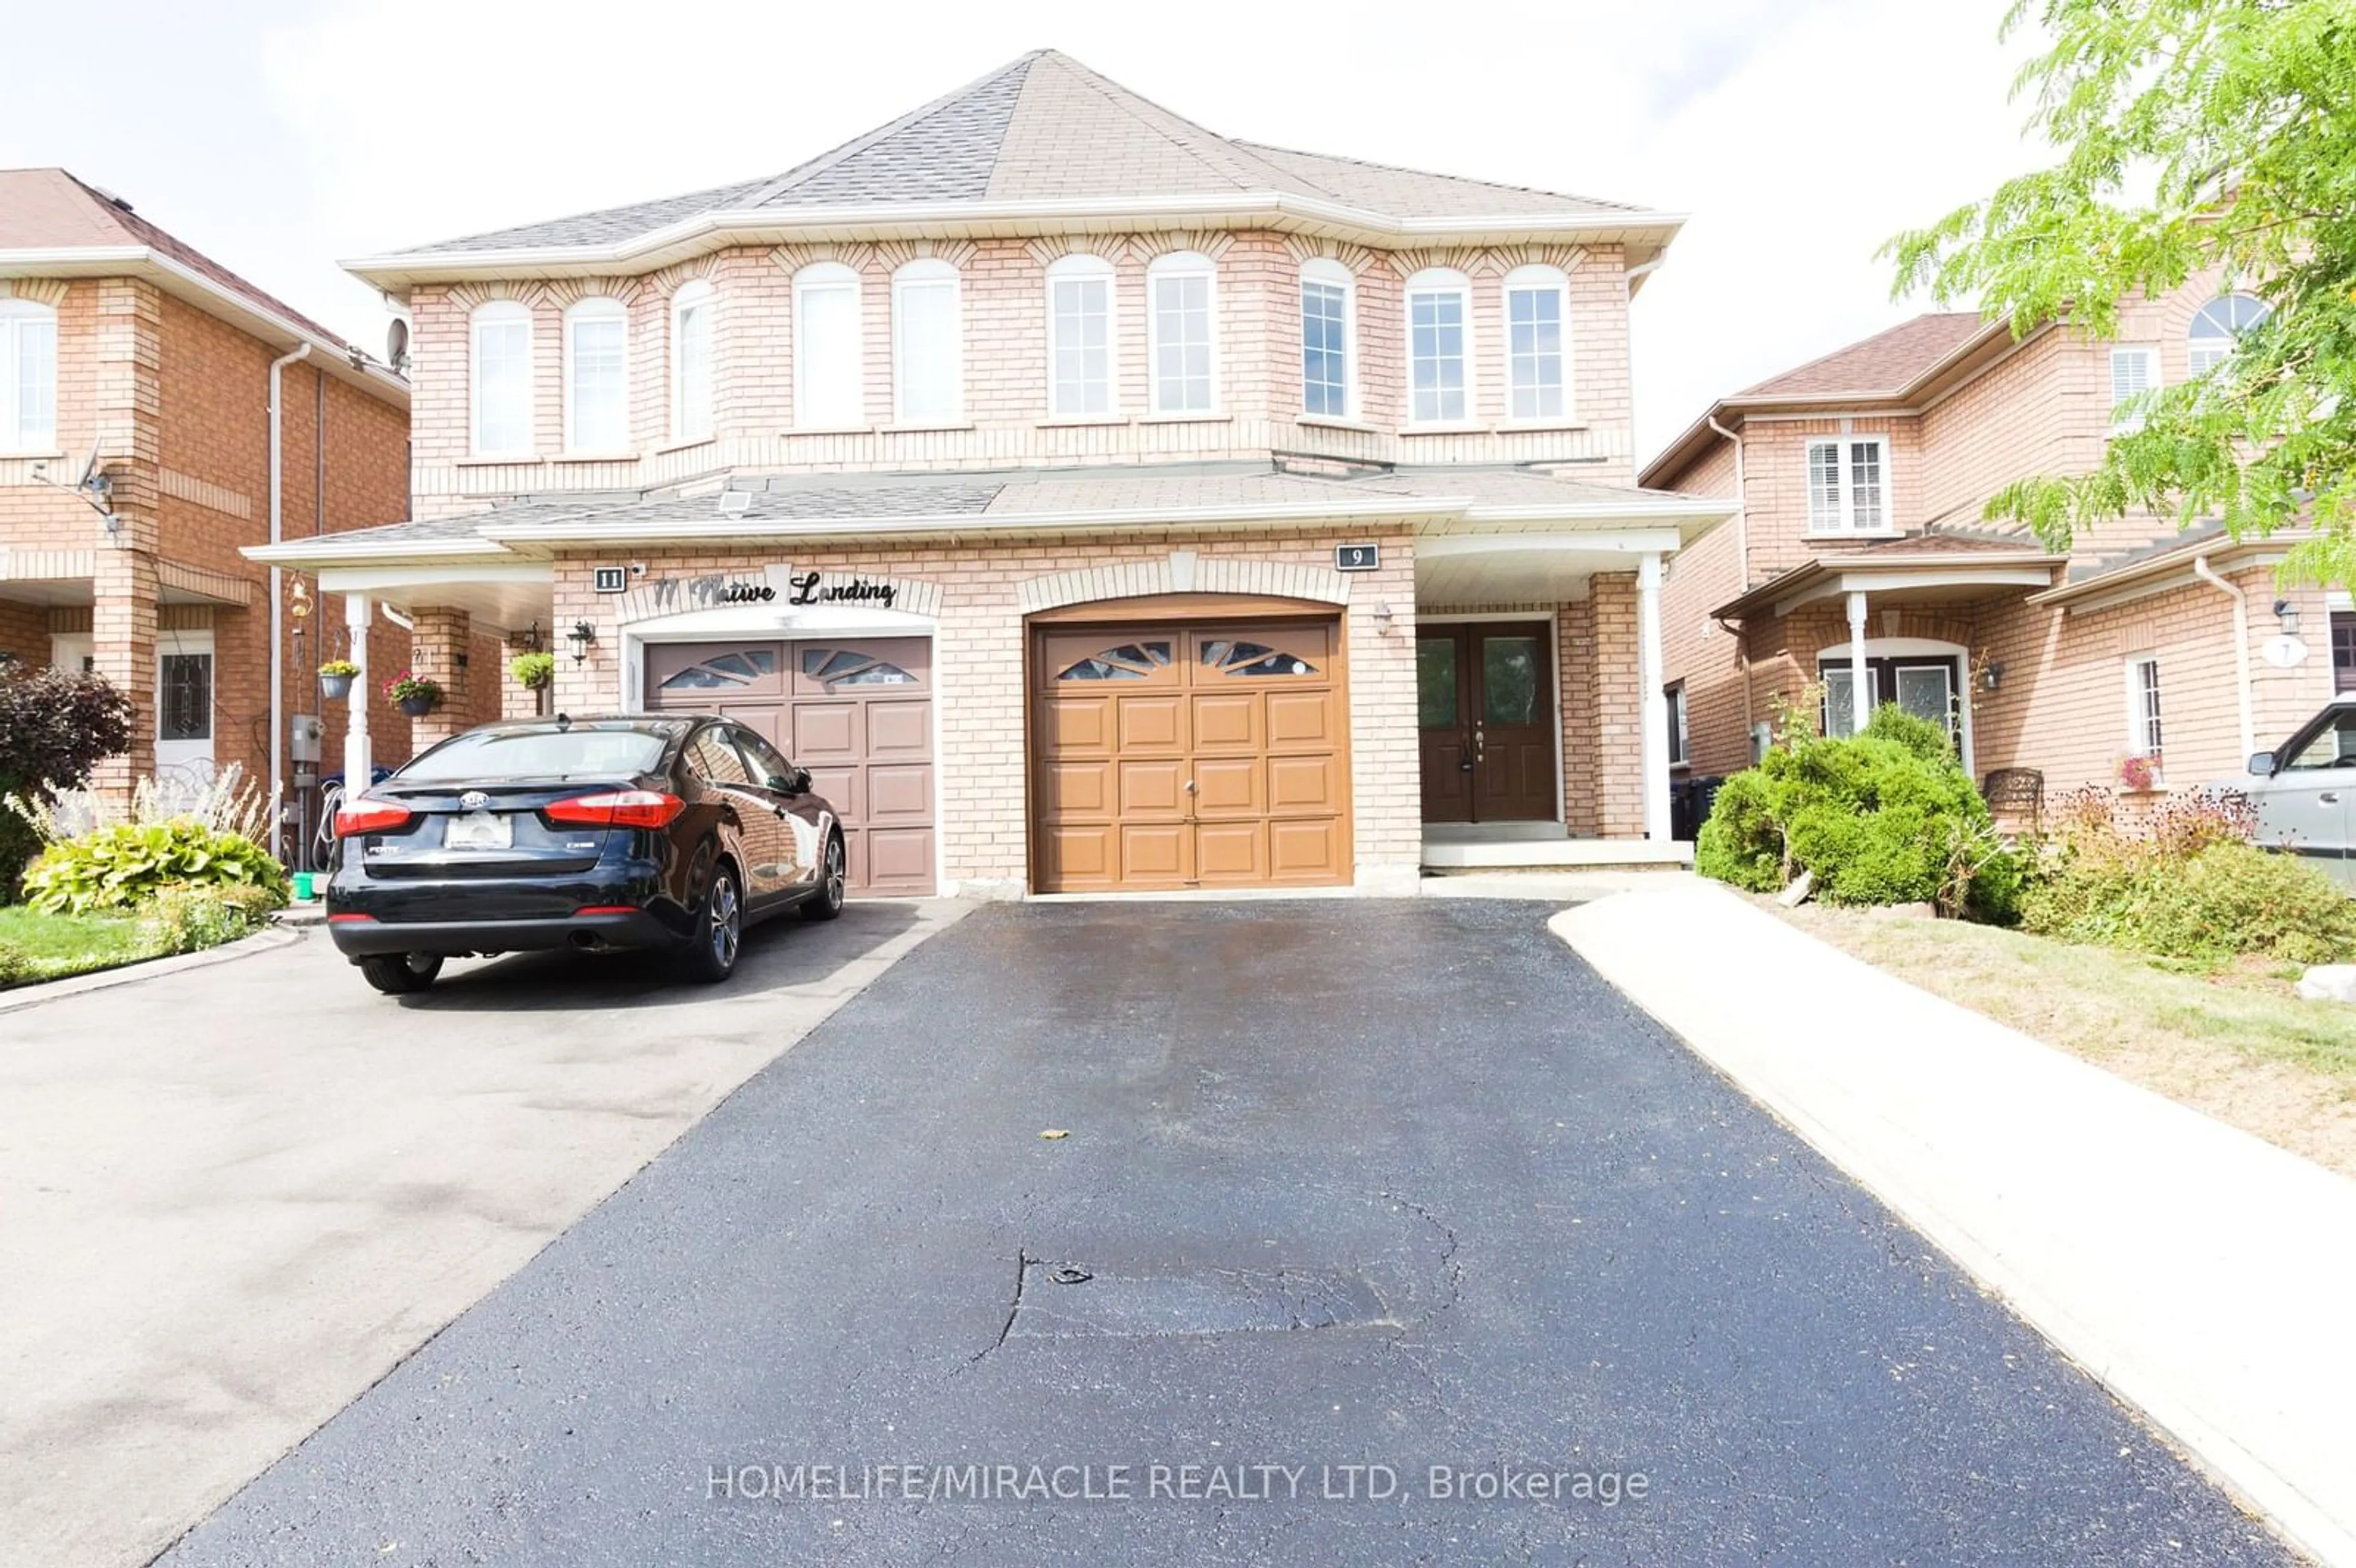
356, 51, 1676, 288
0, 167, 407, 405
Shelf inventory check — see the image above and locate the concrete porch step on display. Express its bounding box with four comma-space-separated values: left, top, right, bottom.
1420, 835, 1695, 872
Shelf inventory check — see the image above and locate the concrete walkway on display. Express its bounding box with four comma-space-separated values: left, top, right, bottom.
1555, 883, 2356, 1567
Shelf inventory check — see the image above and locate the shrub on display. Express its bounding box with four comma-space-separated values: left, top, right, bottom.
19, 818, 289, 916
0, 664, 135, 898
0, 939, 29, 986
141, 882, 280, 955
1695, 704, 2022, 919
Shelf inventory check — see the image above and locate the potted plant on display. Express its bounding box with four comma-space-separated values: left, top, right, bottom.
508, 651, 555, 691
317, 659, 360, 701
385, 670, 442, 718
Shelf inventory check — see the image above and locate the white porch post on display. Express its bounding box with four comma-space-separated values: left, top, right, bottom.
1846, 590, 1871, 737
343, 593, 372, 795
1638, 551, 1670, 841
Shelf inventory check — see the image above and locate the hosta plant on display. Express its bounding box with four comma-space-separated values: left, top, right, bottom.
20, 818, 288, 916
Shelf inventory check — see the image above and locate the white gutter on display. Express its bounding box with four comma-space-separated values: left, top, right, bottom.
1707, 415, 1747, 589
378, 602, 415, 632
2192, 555, 2257, 761
266, 342, 310, 856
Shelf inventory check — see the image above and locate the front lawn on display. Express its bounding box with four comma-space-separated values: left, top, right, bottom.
0, 905, 156, 987
1771, 901, 2356, 1180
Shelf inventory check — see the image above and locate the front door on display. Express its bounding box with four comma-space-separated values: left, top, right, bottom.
155, 630, 217, 797
1418, 623, 1556, 823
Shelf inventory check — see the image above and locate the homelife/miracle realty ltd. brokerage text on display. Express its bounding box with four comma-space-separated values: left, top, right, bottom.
707, 1461, 1652, 1506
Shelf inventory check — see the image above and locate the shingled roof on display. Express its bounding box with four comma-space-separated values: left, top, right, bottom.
1734, 312, 1990, 401
391, 50, 1651, 260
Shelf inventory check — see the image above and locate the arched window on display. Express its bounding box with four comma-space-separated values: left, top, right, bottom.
792, 263, 863, 429
671, 279, 714, 442
469, 300, 533, 458
1299, 258, 1354, 418
1405, 267, 1471, 425
1501, 264, 1569, 421
1147, 250, 1217, 413
2187, 292, 2270, 377
0, 298, 57, 452
1045, 254, 1115, 417
891, 258, 962, 426
563, 296, 628, 453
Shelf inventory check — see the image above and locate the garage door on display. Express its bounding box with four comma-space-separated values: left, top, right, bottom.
1032, 618, 1347, 892
645, 639, 934, 895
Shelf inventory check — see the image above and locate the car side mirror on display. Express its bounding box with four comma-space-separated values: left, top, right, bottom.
2248, 751, 2277, 777
774, 768, 812, 796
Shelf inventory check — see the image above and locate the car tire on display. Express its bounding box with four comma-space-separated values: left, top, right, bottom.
359, 952, 443, 994
679, 858, 744, 983
799, 832, 847, 921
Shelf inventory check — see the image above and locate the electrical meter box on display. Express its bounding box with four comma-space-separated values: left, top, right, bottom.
290, 713, 325, 764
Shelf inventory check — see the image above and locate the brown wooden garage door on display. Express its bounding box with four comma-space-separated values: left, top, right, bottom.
645, 639, 934, 895
1032, 618, 1348, 892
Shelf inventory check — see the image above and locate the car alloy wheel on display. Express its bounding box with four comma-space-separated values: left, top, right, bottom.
708, 869, 741, 969
801, 834, 847, 921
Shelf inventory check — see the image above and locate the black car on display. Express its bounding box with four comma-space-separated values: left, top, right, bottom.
326, 715, 846, 994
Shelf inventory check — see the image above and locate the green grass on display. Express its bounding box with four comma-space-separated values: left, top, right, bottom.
0, 905, 158, 987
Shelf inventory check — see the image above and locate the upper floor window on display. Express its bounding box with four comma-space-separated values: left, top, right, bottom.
671, 280, 714, 443
563, 297, 628, 453
1047, 254, 1115, 417
2187, 292, 2269, 378
1406, 268, 1470, 425
0, 298, 57, 452
1148, 251, 1217, 414
792, 263, 862, 429
1806, 437, 1888, 532
470, 301, 533, 458
2109, 344, 2157, 433
1299, 258, 1353, 418
1503, 264, 1568, 422
892, 259, 962, 426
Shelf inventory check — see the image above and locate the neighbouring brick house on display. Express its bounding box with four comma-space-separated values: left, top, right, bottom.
1647, 275, 2335, 828
0, 167, 442, 852
252, 50, 1731, 897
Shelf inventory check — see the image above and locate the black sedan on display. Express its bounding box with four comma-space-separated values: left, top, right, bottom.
326, 715, 846, 994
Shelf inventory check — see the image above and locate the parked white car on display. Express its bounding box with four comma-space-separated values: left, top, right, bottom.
2242, 695, 2356, 890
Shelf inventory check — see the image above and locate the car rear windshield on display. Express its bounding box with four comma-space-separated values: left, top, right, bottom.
396, 727, 673, 783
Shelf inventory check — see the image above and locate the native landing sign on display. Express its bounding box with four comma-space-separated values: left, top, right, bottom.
626, 565, 907, 617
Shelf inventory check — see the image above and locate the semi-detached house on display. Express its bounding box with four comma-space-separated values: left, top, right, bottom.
253, 50, 1732, 898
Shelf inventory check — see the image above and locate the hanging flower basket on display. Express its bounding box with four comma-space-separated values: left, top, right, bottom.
385, 669, 442, 718
318, 659, 360, 701
508, 651, 556, 691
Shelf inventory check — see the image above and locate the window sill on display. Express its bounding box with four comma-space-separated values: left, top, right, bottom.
655, 437, 717, 457
1400, 422, 1485, 437
782, 425, 877, 437
1038, 414, 1130, 428
456, 453, 542, 467
553, 450, 639, 464
0, 448, 64, 463
1495, 418, 1589, 434
1295, 413, 1381, 434
1138, 411, 1230, 425
1806, 529, 1903, 542
882, 421, 975, 434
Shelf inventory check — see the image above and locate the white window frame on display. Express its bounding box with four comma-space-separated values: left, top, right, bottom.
2187, 292, 2269, 379
1804, 436, 1890, 534
469, 300, 534, 459
1, 297, 58, 453
791, 263, 864, 431
1665, 682, 1688, 768
2109, 344, 2157, 433
890, 258, 963, 427
1045, 254, 1117, 419
562, 296, 629, 455
1405, 267, 1473, 427
1298, 258, 1355, 420
1501, 263, 1571, 424
669, 279, 714, 444
1145, 250, 1218, 416
2125, 655, 2165, 762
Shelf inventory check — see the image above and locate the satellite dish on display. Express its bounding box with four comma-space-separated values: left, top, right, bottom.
73, 436, 101, 491
385, 318, 410, 372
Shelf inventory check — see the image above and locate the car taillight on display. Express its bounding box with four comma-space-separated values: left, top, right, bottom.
334, 799, 414, 838
545, 790, 685, 829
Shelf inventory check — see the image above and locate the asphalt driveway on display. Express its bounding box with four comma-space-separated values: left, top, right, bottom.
147, 899, 2296, 1566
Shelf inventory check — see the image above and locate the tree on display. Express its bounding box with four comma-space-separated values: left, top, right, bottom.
0, 663, 134, 896
1885, 0, 2356, 585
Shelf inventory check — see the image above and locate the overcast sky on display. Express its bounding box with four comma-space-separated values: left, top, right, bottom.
4, 0, 2044, 467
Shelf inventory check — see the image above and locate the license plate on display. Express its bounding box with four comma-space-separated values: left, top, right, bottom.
444, 812, 512, 851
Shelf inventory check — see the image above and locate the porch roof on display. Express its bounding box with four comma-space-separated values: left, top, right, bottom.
1712, 534, 2063, 621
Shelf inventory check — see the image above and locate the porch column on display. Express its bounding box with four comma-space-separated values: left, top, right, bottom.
1846, 590, 1871, 737
407, 605, 473, 748
342, 593, 371, 795
1638, 551, 1670, 841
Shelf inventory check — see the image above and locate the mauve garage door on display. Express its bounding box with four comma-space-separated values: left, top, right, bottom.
645, 639, 935, 895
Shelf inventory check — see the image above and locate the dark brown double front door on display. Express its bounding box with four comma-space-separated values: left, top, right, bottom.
1418, 621, 1556, 823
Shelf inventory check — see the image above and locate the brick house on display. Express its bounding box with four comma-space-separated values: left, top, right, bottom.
0, 167, 427, 847
250, 50, 1731, 897
1647, 275, 2333, 824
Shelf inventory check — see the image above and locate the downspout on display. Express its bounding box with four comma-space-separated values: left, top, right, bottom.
2192, 556, 2257, 761
266, 342, 311, 858
1708, 415, 1755, 751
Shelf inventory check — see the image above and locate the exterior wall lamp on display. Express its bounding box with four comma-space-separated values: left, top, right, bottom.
2274, 598, 2301, 637
1372, 602, 1395, 636
1981, 660, 2004, 693
566, 620, 598, 663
